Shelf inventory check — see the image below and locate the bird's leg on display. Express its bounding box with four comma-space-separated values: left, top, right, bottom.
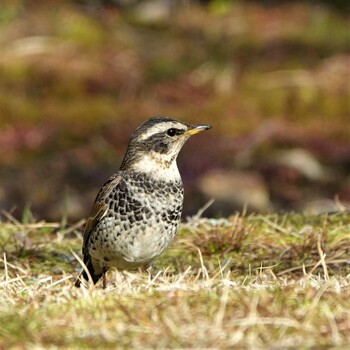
143, 263, 153, 279
102, 267, 108, 289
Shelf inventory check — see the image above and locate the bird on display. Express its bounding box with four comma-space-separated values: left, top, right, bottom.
75, 116, 212, 288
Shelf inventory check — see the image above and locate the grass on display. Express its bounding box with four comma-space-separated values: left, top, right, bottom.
0, 211, 349, 348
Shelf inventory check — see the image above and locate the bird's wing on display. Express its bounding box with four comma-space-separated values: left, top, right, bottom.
82, 172, 123, 256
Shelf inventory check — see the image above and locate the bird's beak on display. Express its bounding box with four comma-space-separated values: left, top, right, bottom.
185, 124, 212, 136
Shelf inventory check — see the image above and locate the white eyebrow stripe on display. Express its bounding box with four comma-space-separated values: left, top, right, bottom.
138, 122, 186, 141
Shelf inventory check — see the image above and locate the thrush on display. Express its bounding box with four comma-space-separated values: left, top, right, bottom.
75, 116, 211, 287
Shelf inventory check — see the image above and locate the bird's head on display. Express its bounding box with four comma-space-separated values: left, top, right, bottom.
120, 117, 212, 178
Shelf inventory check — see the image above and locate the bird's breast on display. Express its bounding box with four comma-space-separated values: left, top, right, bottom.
92, 173, 184, 266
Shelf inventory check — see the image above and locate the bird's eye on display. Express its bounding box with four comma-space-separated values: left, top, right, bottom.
167, 128, 177, 137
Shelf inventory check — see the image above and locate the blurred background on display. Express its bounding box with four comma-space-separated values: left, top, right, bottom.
0, 0, 349, 221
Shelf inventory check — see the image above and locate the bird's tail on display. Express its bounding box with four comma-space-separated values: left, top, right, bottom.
75, 255, 104, 287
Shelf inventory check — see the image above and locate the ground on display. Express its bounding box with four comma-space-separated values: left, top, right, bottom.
1, 212, 349, 348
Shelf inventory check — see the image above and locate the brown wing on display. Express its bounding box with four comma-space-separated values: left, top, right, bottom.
82, 172, 123, 256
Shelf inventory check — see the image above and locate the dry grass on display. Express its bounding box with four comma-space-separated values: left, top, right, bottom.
0, 212, 349, 348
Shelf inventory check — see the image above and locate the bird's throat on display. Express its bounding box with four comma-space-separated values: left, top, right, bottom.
129, 154, 181, 182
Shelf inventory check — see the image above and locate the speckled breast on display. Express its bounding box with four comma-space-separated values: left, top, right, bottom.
90, 172, 184, 267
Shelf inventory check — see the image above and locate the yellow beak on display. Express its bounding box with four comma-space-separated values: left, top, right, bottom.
184, 124, 212, 136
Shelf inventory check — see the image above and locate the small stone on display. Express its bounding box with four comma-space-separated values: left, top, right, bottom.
198, 169, 271, 214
